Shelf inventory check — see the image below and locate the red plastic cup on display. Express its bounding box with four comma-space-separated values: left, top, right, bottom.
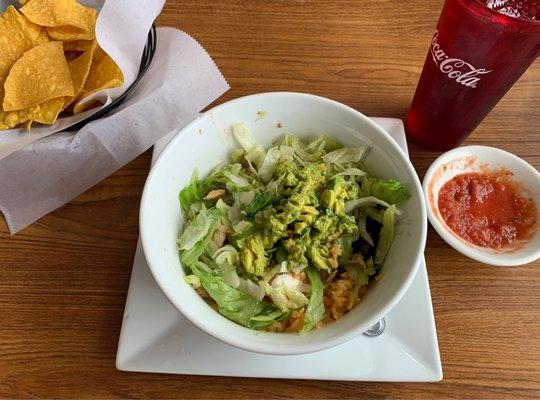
406, 0, 540, 151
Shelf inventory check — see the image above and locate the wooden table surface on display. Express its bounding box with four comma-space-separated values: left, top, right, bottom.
1, 0, 539, 398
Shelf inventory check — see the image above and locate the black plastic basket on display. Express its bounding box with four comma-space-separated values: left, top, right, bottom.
68, 25, 157, 131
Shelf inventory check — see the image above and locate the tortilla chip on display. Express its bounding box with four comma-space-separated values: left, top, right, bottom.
3, 41, 74, 111
0, 107, 39, 130
64, 41, 97, 109
0, 6, 38, 129
19, 13, 41, 43
63, 39, 93, 52
20, 0, 97, 31
73, 47, 124, 114
32, 98, 65, 124
34, 26, 50, 44
0, 6, 35, 81
47, 24, 95, 41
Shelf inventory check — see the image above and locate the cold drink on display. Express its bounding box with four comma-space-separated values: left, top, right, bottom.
406, 0, 540, 151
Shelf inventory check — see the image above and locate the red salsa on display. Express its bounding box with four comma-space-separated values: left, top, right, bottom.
438, 171, 537, 249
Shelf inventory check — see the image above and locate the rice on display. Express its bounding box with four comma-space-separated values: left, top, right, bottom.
268, 307, 305, 333
323, 273, 354, 321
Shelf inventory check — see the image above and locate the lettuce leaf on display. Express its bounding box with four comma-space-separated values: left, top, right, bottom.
338, 236, 354, 264
179, 169, 225, 212
244, 192, 278, 217
177, 206, 215, 250
245, 145, 266, 170
179, 208, 221, 266
322, 147, 368, 164
232, 123, 266, 169
263, 262, 289, 283
258, 145, 294, 182
213, 245, 266, 300
190, 264, 288, 329
305, 135, 342, 153
345, 196, 403, 216
301, 265, 325, 333
237, 278, 266, 301
231, 123, 257, 151
356, 210, 374, 246
362, 177, 410, 205
224, 167, 255, 192
184, 274, 201, 288
374, 204, 396, 266
213, 245, 241, 288
283, 134, 323, 162
260, 281, 309, 311
330, 167, 366, 180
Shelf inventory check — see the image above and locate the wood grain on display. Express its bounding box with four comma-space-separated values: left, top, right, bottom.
1, 0, 539, 398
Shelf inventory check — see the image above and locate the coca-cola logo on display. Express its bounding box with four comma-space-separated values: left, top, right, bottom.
430, 31, 491, 88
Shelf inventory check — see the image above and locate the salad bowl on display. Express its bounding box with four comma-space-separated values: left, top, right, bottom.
140, 92, 427, 355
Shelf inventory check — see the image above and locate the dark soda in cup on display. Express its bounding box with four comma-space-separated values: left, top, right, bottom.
406, 0, 540, 151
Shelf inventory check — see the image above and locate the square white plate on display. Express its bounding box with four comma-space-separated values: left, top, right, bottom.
116, 117, 442, 381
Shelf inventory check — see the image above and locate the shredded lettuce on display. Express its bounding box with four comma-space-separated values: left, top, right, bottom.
184, 274, 201, 289
237, 278, 266, 301
213, 245, 266, 300
236, 190, 256, 205
263, 262, 289, 283
215, 199, 233, 228
179, 169, 225, 212
345, 196, 403, 216
244, 192, 278, 217
301, 265, 325, 333
232, 220, 253, 235
330, 167, 366, 180
213, 245, 241, 287
258, 145, 294, 182
225, 170, 252, 191
231, 123, 257, 151
260, 281, 309, 311
283, 134, 324, 162
356, 210, 374, 246
305, 135, 342, 153
177, 206, 215, 250
375, 204, 396, 266
194, 261, 213, 273
245, 145, 266, 169
338, 236, 354, 264
190, 264, 288, 329
227, 201, 242, 225
322, 147, 368, 164
362, 177, 410, 205
179, 208, 221, 266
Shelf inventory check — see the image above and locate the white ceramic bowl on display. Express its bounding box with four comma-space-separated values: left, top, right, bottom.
140, 92, 427, 355
423, 145, 540, 267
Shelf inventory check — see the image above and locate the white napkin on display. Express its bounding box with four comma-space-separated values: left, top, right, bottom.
0, 0, 165, 160
0, 27, 230, 233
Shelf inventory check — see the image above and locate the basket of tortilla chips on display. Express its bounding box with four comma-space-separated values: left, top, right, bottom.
0, 0, 156, 131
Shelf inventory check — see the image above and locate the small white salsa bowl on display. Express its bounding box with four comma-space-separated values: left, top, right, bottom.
423, 145, 540, 267
140, 92, 427, 355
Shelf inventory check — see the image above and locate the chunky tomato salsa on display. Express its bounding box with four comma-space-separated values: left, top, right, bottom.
438, 171, 537, 249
